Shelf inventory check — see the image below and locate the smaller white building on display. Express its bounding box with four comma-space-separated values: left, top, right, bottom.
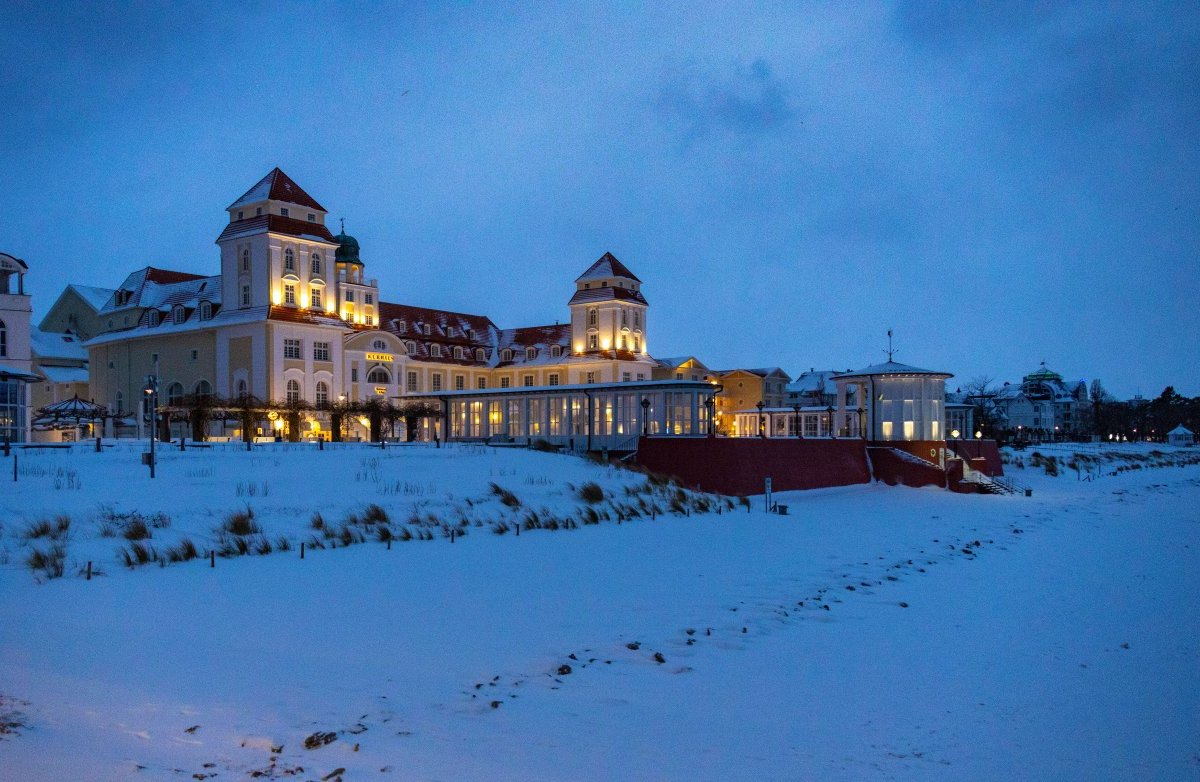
833, 361, 951, 442
1167, 425, 1194, 447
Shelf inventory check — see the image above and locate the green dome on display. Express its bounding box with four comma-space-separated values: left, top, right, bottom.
335, 230, 362, 266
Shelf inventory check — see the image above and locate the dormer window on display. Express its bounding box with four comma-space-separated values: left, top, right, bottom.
199, 301, 212, 320
475, 348, 486, 361
550, 345, 562, 358
525, 347, 537, 361
423, 324, 431, 336
281, 207, 289, 217
307, 213, 315, 222
501, 349, 513, 362
237, 210, 244, 220
397, 320, 406, 332
464, 328, 473, 340
311, 254, 322, 275
453, 346, 465, 359
256, 207, 263, 216
148, 310, 161, 327
406, 341, 417, 353
284, 248, 295, 272
447, 326, 456, 338
430, 344, 442, 358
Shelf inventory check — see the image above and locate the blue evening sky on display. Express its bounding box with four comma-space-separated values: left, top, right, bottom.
2, 2, 1197, 398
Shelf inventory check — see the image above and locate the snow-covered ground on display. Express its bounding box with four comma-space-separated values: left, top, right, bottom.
1, 442, 1198, 780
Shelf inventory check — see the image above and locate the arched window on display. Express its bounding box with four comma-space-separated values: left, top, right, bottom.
315, 381, 329, 406
499, 349, 512, 362
475, 348, 486, 361
286, 379, 300, 403
453, 346, 465, 359
284, 248, 295, 272
367, 367, 390, 384
633, 335, 641, 352
148, 310, 161, 327
311, 254, 322, 275
550, 345, 562, 358
166, 382, 184, 407
525, 347, 537, 361
236, 379, 248, 400
194, 380, 212, 399
173, 305, 187, 324
0, 318, 6, 357
372, 339, 386, 350
430, 344, 442, 358
406, 341, 417, 354
588, 308, 597, 326
199, 301, 212, 320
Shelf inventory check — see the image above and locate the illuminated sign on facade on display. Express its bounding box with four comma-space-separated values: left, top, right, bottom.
374, 387, 387, 395
366, 352, 393, 362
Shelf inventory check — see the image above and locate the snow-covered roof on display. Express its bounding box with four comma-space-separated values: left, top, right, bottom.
575, 252, 641, 283
835, 361, 951, 380
1168, 425, 1193, 436
39, 365, 89, 384
69, 284, 117, 312
787, 370, 838, 393
228, 167, 326, 212
30, 329, 88, 361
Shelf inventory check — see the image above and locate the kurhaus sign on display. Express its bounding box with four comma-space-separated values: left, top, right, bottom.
365, 352, 393, 362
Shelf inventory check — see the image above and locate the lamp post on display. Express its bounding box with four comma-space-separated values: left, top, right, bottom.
705, 396, 715, 437
756, 400, 765, 438
826, 404, 835, 439
641, 397, 650, 436
142, 376, 157, 479
975, 429, 983, 459
857, 406, 865, 439
791, 403, 801, 438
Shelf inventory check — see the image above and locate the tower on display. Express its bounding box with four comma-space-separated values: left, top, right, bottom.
216, 168, 340, 314
568, 252, 648, 356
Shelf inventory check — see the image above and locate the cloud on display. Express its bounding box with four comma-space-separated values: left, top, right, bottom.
655, 58, 797, 140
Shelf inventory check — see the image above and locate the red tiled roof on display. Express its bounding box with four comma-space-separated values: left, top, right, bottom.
267, 306, 364, 329
378, 302, 496, 344
215, 214, 338, 244
500, 323, 571, 348
575, 252, 641, 283
229, 168, 326, 212
567, 286, 648, 306
145, 268, 207, 285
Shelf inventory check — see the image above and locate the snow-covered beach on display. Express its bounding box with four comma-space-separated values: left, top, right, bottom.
2, 443, 1197, 780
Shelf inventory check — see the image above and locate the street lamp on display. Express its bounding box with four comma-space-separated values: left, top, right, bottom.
705, 396, 715, 437
791, 403, 801, 438
142, 377, 157, 479
826, 404, 835, 439
857, 406, 865, 439
641, 397, 650, 436
756, 400, 765, 438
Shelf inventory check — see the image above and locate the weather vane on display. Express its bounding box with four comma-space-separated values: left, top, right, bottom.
885, 329, 897, 362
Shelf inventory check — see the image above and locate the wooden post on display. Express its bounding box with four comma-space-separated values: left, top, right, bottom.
86, 561, 92, 580
300, 542, 305, 559
95, 437, 102, 453
450, 529, 455, 544
210, 550, 215, 568
387, 538, 391, 550
515, 523, 520, 537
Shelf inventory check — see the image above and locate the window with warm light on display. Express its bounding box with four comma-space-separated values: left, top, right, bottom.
284, 285, 296, 305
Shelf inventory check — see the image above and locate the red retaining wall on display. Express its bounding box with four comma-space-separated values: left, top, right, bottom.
947, 439, 1004, 476
867, 447, 947, 489
635, 437, 871, 496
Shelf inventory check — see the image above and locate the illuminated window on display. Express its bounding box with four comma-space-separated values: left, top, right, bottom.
284, 285, 296, 305
588, 334, 598, 350
903, 421, 914, 440
311, 288, 322, 309
881, 421, 894, 440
